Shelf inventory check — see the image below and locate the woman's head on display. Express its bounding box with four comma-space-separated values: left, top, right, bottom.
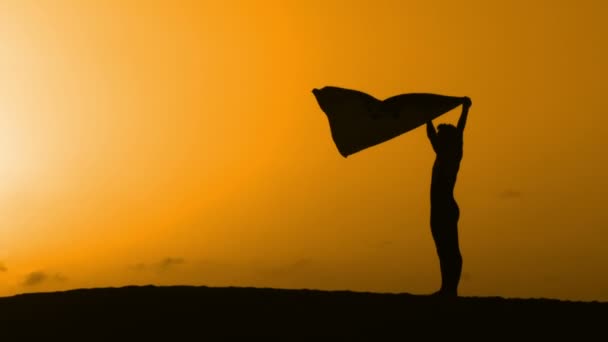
437, 123, 457, 136
435, 124, 459, 153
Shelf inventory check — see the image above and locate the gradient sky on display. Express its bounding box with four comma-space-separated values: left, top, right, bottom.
0, 0, 607, 301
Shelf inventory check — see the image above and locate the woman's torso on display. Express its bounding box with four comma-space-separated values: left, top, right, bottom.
430, 142, 463, 223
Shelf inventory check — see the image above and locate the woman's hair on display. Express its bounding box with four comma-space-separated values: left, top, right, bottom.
435, 124, 459, 152
437, 123, 457, 136
437, 124, 458, 140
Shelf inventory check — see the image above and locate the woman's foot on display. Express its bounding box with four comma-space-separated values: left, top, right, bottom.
429, 289, 458, 298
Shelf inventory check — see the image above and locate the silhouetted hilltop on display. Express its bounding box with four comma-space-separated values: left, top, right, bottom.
0, 285, 605, 338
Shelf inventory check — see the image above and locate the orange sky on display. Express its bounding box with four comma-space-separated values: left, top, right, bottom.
0, 0, 607, 301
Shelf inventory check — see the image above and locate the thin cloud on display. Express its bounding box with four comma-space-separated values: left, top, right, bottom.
261, 258, 315, 278
128, 263, 147, 271
158, 257, 185, 270
499, 189, 522, 199
54, 273, 68, 282
22, 271, 67, 287
369, 240, 394, 249
129, 257, 186, 273
23, 271, 47, 286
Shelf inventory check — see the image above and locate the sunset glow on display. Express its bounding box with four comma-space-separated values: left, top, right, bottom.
0, 0, 607, 301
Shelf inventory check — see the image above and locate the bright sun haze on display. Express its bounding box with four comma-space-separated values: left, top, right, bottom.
0, 0, 607, 301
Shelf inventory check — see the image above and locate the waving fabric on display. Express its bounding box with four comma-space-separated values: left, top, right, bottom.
313, 86, 466, 157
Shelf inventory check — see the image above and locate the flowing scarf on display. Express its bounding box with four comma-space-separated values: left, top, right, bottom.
313, 86, 466, 157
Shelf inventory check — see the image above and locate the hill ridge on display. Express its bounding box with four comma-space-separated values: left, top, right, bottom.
1, 285, 605, 337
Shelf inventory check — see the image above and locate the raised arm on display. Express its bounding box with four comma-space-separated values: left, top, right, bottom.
457, 97, 472, 134
427, 120, 438, 152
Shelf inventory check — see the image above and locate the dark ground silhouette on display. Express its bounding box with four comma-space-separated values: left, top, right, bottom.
0, 285, 605, 338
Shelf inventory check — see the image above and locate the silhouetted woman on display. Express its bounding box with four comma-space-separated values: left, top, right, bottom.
426, 97, 471, 297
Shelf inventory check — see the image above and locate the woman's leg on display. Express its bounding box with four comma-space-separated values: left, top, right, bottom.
430, 199, 462, 296
444, 222, 462, 296
432, 225, 450, 294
